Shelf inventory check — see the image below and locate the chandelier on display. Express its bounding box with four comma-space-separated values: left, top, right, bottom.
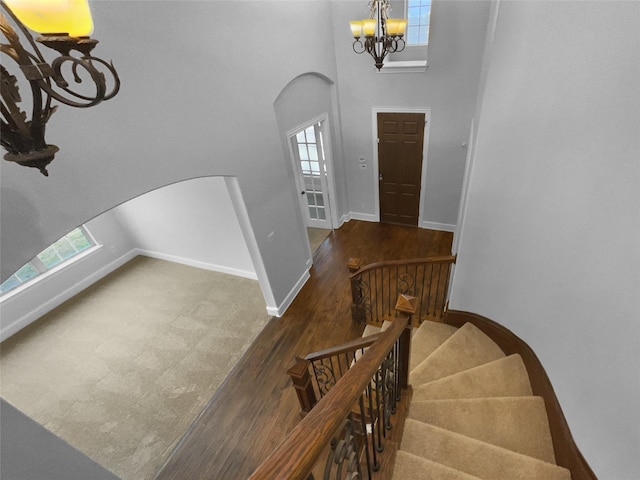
0, 0, 120, 176
350, 0, 407, 70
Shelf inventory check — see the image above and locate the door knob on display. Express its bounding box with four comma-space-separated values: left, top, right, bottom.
301, 191, 306, 195
379, 174, 383, 181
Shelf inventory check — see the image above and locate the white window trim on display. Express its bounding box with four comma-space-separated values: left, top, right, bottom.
377, 59, 428, 73
0, 244, 103, 303
0, 226, 100, 302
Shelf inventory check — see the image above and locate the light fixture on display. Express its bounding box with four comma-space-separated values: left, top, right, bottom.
1, 0, 120, 176
350, 0, 407, 70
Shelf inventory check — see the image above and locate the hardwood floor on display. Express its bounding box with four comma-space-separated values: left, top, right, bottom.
155, 220, 453, 480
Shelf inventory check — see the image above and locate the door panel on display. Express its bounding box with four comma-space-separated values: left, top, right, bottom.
378, 113, 425, 226
291, 123, 332, 229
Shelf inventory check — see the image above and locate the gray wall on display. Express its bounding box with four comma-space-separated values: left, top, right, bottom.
450, 1, 640, 478
0, 208, 136, 341
1, 399, 119, 480
330, 0, 491, 226
273, 72, 348, 230
1, 1, 340, 309
113, 176, 256, 279
0, 177, 258, 340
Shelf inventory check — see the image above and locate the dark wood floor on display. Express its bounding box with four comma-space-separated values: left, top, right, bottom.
155, 220, 453, 480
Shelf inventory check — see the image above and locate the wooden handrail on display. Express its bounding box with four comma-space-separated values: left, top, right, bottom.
349, 255, 456, 327
348, 255, 457, 279
249, 315, 410, 480
303, 332, 383, 362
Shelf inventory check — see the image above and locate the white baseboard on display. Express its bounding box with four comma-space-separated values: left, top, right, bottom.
349, 212, 378, 222
136, 249, 258, 280
421, 221, 456, 232
339, 213, 351, 226
266, 267, 311, 317
0, 249, 137, 342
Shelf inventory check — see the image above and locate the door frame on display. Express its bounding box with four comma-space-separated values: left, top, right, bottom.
286, 113, 338, 229
371, 107, 431, 226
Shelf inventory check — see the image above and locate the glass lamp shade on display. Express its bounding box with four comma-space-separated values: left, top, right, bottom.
4, 0, 94, 36
362, 19, 377, 36
386, 19, 400, 35
397, 19, 407, 36
349, 20, 363, 38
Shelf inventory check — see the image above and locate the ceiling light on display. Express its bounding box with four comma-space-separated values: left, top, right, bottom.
1, 0, 120, 176
350, 0, 407, 70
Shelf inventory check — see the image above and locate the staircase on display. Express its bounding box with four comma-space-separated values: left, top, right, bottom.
362, 320, 572, 480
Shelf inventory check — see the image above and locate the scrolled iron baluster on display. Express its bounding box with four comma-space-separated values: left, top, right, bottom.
381, 351, 397, 430
323, 416, 362, 480
398, 270, 416, 296
313, 360, 337, 397
372, 363, 385, 453
354, 277, 374, 324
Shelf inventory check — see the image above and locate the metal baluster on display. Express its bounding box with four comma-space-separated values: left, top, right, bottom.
419, 263, 427, 322
374, 268, 379, 325
372, 369, 384, 456
427, 264, 435, 316
435, 263, 443, 317
358, 395, 374, 478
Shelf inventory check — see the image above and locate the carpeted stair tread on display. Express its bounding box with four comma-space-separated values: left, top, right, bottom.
409, 323, 506, 386
362, 320, 393, 337
409, 321, 458, 371
412, 354, 533, 401
407, 397, 556, 463
392, 451, 484, 480
358, 321, 394, 361
400, 419, 571, 480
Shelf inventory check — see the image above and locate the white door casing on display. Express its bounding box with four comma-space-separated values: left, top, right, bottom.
287, 115, 336, 229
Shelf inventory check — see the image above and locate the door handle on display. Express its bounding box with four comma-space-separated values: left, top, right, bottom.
301, 191, 305, 195
379, 174, 383, 181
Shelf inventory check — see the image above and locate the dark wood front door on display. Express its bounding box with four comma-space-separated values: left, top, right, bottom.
378, 112, 425, 226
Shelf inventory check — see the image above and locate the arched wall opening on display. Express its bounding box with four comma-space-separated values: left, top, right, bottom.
273, 72, 348, 263
0, 176, 275, 341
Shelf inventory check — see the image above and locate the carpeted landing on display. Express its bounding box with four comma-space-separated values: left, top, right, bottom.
0, 256, 271, 480
362, 321, 572, 480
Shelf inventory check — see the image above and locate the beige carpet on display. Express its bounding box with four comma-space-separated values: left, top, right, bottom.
307, 227, 331, 255
362, 320, 572, 480
0, 256, 271, 480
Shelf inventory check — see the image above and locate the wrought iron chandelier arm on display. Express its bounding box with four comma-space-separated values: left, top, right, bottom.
0, 0, 121, 175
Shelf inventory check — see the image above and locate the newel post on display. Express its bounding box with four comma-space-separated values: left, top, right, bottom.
395, 294, 416, 390
287, 357, 317, 416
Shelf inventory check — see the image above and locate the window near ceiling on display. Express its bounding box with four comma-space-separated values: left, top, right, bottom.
406, 0, 431, 45
0, 226, 95, 296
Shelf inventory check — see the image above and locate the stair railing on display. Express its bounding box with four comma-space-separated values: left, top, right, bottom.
349, 255, 456, 327
250, 301, 414, 480
287, 332, 385, 415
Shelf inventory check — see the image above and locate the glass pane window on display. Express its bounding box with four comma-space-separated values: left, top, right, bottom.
0, 227, 95, 296
406, 0, 431, 45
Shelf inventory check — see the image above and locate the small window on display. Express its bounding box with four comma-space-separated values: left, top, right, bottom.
406, 0, 431, 45
0, 226, 95, 295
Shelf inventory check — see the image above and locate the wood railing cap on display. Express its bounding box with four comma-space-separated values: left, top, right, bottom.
395, 294, 417, 315
347, 257, 362, 272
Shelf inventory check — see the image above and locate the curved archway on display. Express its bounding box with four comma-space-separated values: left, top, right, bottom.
1, 175, 276, 341
273, 72, 346, 259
